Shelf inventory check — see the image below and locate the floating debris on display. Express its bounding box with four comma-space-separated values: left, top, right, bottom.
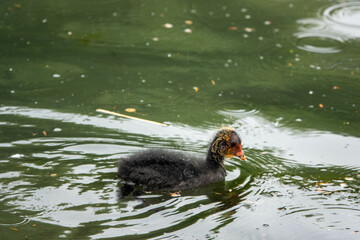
184, 28, 192, 33
125, 108, 136, 113
245, 27, 254, 32
185, 20, 193, 25
170, 192, 181, 197
264, 20, 271, 25
52, 73, 61, 78
193, 86, 199, 92
228, 26, 238, 31
50, 173, 57, 177
319, 103, 324, 108
164, 23, 173, 28
211, 80, 215, 85
333, 86, 340, 90
42, 131, 47, 136
96, 109, 168, 127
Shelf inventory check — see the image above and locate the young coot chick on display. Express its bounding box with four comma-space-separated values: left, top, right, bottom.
117, 128, 246, 190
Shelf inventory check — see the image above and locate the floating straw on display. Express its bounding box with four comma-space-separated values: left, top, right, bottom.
96, 109, 168, 127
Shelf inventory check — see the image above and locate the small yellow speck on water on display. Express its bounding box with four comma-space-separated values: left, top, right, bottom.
319, 103, 324, 108
45, 65, 49, 68
332, 86, 340, 90
152, 37, 159, 41
193, 86, 199, 92
245, 27, 254, 32
345, 177, 354, 181
185, 20, 193, 25
288, 62, 292, 67
50, 173, 57, 177
42, 131, 47, 136
10, 227, 19, 231
289, 49, 294, 54
211, 80, 215, 85
14, 3, 21, 8
322, 191, 332, 195
33, 224, 36, 227
228, 26, 238, 31
125, 108, 136, 113
171, 192, 181, 197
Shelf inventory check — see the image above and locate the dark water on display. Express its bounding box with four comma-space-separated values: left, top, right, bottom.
1, 0, 360, 239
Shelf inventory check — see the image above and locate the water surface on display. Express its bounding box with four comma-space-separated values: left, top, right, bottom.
1, 0, 359, 239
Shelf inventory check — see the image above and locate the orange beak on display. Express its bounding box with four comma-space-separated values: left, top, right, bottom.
235, 144, 246, 161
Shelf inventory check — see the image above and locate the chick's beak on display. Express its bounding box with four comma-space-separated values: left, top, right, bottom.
235, 144, 246, 161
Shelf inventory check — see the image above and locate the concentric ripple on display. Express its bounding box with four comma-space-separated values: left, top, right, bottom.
295, 1, 360, 53
323, 2, 360, 29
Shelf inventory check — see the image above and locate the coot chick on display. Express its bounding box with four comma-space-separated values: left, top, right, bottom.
117, 128, 246, 190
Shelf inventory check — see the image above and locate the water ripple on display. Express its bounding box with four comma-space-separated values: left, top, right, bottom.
295, 1, 360, 53
323, 2, 360, 29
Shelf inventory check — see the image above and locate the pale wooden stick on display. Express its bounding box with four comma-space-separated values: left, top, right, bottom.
96, 108, 168, 127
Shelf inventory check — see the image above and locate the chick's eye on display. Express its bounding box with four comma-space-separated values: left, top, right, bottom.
230, 142, 236, 148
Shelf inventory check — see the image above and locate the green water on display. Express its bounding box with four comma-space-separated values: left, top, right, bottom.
1, 0, 359, 239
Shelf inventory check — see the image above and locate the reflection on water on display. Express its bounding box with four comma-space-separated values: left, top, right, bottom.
0, 106, 359, 239
296, 1, 360, 53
